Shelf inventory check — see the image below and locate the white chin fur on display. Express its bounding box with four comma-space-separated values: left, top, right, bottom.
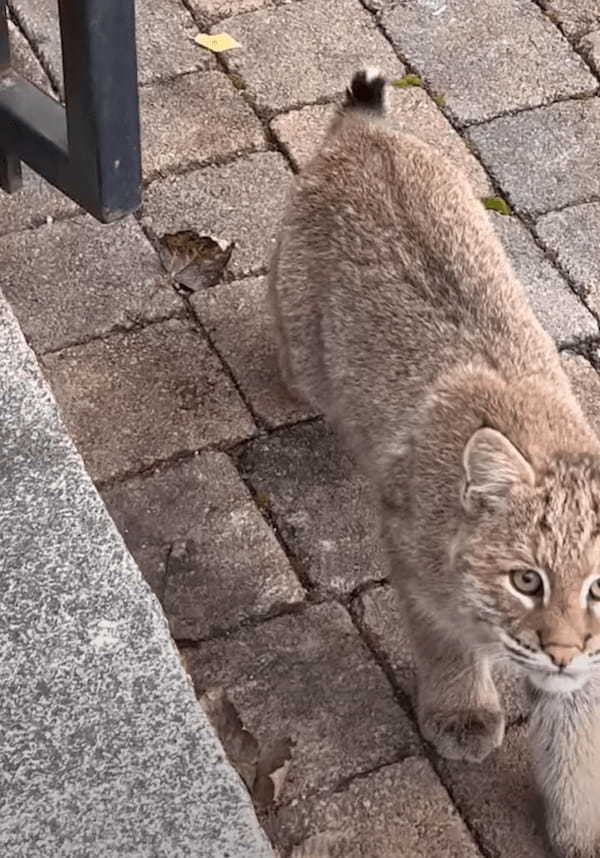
529, 671, 589, 694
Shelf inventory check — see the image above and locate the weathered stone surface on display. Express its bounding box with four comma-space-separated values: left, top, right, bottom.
491, 213, 597, 342
216, 0, 403, 115
184, 603, 420, 802
142, 152, 290, 278
10, 0, 212, 92
271, 87, 491, 193
102, 452, 303, 633
0, 293, 273, 858
191, 277, 311, 428
42, 319, 256, 483
561, 353, 600, 435
140, 70, 265, 179
580, 29, 600, 74
189, 0, 268, 20
439, 726, 547, 858
8, 19, 51, 93
0, 165, 79, 237
357, 585, 529, 725
8, 0, 61, 91
1, 215, 179, 354
542, 0, 600, 39
380, 0, 595, 125
469, 99, 600, 215
275, 758, 482, 857
537, 202, 600, 317
240, 422, 387, 594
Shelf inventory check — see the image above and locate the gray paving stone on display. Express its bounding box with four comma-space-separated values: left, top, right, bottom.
191, 276, 311, 428
8, 0, 61, 91
8, 18, 52, 93
42, 319, 256, 483
271, 87, 491, 194
542, 0, 600, 39
240, 421, 387, 594
142, 152, 291, 278
380, 0, 595, 126
0, 215, 179, 354
102, 452, 303, 632
140, 70, 265, 179
216, 0, 404, 116
0, 165, 80, 237
490, 213, 597, 342
183, 603, 420, 802
561, 353, 600, 435
10, 0, 212, 92
536, 202, 600, 318
275, 758, 482, 858
189, 0, 269, 20
357, 585, 529, 726
439, 726, 547, 858
580, 29, 600, 74
1, 294, 274, 858
468, 99, 600, 215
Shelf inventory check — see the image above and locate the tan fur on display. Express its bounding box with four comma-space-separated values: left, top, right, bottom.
269, 73, 600, 856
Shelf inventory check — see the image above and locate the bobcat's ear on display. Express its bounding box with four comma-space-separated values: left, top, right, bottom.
462, 428, 534, 511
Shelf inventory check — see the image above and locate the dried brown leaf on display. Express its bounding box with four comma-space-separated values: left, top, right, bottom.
198, 686, 259, 790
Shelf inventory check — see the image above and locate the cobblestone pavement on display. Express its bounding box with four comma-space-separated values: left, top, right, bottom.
5, 0, 600, 855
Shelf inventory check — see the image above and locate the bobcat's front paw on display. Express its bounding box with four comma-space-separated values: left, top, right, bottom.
419, 707, 505, 763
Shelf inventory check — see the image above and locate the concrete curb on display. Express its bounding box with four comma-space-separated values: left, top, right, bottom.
0, 293, 273, 858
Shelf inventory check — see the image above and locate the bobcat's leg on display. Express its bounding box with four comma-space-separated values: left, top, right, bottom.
405, 599, 504, 762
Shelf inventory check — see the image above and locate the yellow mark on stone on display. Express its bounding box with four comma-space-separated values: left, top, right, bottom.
194, 32, 241, 52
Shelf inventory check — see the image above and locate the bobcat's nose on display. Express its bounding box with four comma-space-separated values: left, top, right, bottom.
544, 645, 580, 669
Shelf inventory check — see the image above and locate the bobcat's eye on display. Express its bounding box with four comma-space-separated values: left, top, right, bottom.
589, 579, 600, 601
510, 569, 543, 597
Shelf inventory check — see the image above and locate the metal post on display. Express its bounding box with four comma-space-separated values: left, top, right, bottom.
0, 0, 141, 222
0, 0, 22, 192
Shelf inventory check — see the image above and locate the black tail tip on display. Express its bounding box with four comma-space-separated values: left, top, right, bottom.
345, 68, 386, 113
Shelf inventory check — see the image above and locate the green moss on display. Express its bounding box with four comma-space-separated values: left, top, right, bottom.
432, 94, 446, 108
391, 73, 423, 88
481, 196, 511, 216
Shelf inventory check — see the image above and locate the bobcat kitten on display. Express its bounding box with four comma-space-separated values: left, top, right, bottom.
269, 69, 600, 857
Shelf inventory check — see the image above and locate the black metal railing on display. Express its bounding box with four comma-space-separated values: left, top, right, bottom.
0, 0, 141, 223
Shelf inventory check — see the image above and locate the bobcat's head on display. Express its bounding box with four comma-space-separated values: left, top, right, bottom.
454, 427, 600, 694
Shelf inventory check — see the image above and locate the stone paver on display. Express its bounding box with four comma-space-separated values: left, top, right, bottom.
189, 0, 269, 20
439, 726, 547, 858
191, 277, 311, 428
0, 216, 179, 354
275, 758, 482, 858
42, 319, 256, 483
0, 165, 80, 237
142, 152, 290, 278
271, 87, 491, 194
469, 98, 600, 215
102, 452, 303, 633
9, 18, 51, 93
356, 585, 529, 726
491, 213, 597, 342
10, 0, 212, 92
140, 70, 265, 179
542, 0, 600, 39
216, 0, 404, 115
380, 0, 595, 126
240, 422, 387, 594
580, 29, 600, 74
561, 353, 600, 433
537, 202, 600, 317
183, 603, 420, 802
